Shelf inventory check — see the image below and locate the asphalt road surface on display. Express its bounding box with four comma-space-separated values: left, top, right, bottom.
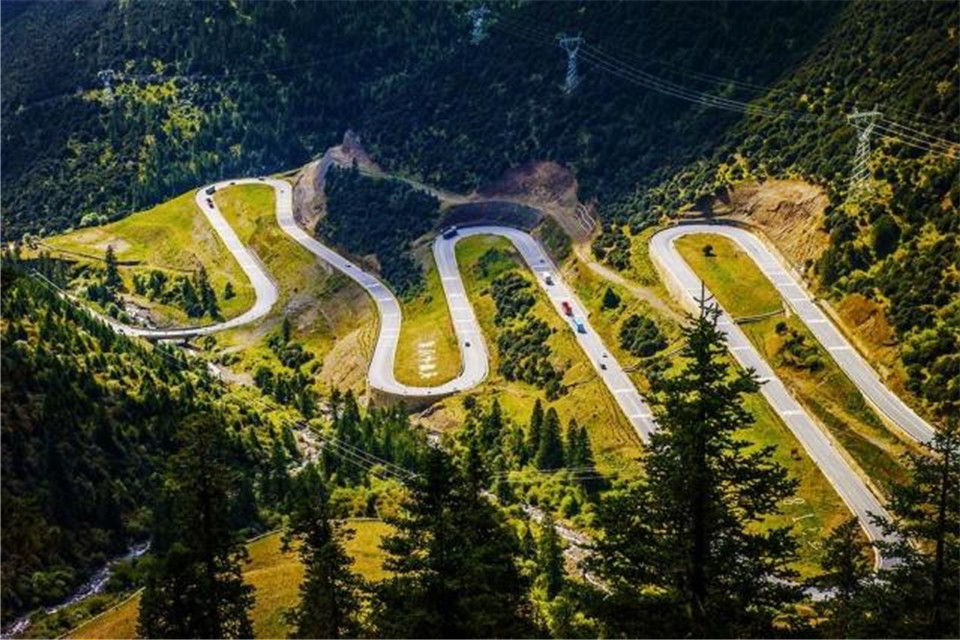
276, 217, 656, 442
273, 186, 489, 397
97, 178, 281, 339
650, 224, 934, 445
649, 223, 932, 564
441, 226, 657, 441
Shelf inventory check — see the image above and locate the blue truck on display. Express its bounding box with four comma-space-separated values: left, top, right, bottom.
573, 317, 586, 334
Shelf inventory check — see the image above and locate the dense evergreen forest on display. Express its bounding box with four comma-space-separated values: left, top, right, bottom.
0, 257, 279, 622
4, 1, 952, 240
320, 166, 439, 296
65, 302, 960, 638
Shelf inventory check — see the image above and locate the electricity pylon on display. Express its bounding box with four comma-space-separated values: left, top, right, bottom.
847, 106, 881, 196
468, 5, 491, 44
97, 69, 116, 102
557, 34, 584, 94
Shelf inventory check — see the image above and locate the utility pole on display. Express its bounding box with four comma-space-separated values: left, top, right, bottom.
467, 5, 491, 45
847, 106, 882, 196
557, 34, 584, 94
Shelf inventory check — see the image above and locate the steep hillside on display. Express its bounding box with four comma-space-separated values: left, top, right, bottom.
2, 1, 839, 238
0, 257, 280, 623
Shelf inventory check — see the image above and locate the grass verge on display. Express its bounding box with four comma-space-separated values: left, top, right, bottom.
453, 235, 645, 471
43, 190, 255, 325
675, 233, 913, 495
394, 244, 461, 386
210, 185, 374, 394
68, 521, 391, 640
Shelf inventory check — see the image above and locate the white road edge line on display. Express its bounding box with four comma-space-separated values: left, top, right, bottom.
649, 223, 937, 568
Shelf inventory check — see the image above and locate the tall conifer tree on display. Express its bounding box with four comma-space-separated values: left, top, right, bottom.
586, 303, 801, 637
138, 414, 254, 639
284, 464, 366, 639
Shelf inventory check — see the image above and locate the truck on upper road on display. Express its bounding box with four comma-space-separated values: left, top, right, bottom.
561, 300, 573, 316
205, 185, 216, 195
441, 225, 458, 239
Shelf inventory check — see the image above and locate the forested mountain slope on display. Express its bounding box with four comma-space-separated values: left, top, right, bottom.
5, 1, 954, 419
1, 0, 839, 237
0, 257, 278, 623
4, 1, 956, 243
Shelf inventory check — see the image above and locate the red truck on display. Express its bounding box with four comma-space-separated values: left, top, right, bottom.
561, 301, 573, 316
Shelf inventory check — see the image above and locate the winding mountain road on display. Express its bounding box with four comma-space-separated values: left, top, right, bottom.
649, 224, 934, 445
101, 178, 282, 339
649, 224, 939, 565
90, 179, 941, 566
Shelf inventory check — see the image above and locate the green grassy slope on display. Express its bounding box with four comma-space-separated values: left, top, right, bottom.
394, 244, 461, 386
68, 522, 391, 640
42, 189, 255, 325
453, 235, 644, 468
209, 184, 374, 394
675, 233, 915, 494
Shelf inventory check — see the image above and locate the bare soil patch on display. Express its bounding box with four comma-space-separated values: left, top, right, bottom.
479, 160, 591, 241
713, 180, 830, 272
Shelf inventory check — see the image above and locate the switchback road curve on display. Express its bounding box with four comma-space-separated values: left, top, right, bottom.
649, 224, 940, 564
85, 180, 934, 564
99, 178, 283, 339
649, 224, 934, 445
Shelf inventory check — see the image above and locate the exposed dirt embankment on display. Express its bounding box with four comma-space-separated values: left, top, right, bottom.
441, 201, 542, 231
292, 130, 380, 230
478, 160, 593, 242
712, 180, 830, 273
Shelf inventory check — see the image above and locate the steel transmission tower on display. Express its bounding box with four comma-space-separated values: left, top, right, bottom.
97, 69, 116, 102
468, 5, 491, 44
847, 107, 881, 196
557, 34, 584, 94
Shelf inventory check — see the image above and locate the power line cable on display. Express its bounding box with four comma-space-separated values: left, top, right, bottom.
499, 11, 960, 134
494, 17, 960, 158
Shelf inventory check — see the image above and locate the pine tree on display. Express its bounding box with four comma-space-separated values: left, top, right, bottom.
537, 513, 565, 600
104, 244, 122, 290
585, 303, 802, 638
284, 464, 366, 639
602, 286, 621, 310
478, 399, 504, 456
223, 281, 235, 300
536, 407, 564, 470
464, 433, 486, 494
502, 422, 527, 471
194, 265, 219, 318
565, 419, 600, 490
812, 517, 872, 637
137, 414, 254, 639
179, 277, 202, 317
844, 423, 959, 638
526, 399, 544, 464
565, 419, 592, 468
268, 437, 291, 504
520, 522, 536, 560
374, 447, 533, 638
